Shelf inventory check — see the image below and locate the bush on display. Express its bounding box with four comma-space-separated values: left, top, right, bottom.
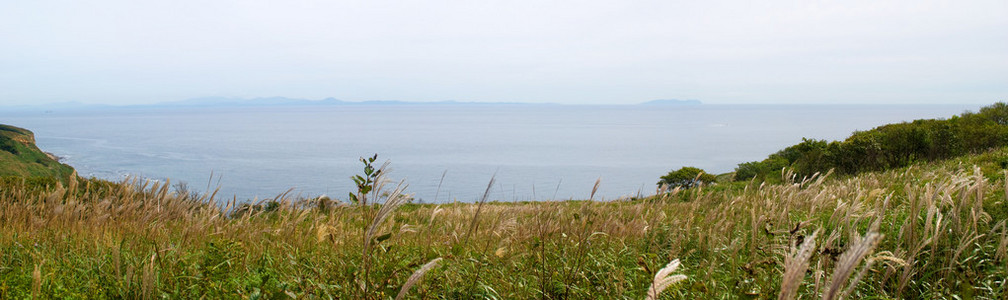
658, 167, 716, 189
0, 139, 18, 154
733, 161, 762, 181
733, 155, 789, 181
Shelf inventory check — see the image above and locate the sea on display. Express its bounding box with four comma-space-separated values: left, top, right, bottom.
0, 103, 983, 203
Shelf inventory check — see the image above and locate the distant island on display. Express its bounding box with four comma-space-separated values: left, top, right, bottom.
0, 97, 707, 111
158, 97, 549, 108
639, 99, 703, 105
164, 97, 707, 107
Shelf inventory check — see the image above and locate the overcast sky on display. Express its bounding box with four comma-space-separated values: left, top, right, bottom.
1, 0, 1005, 106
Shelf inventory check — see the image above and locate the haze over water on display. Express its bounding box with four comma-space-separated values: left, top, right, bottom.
0, 104, 981, 202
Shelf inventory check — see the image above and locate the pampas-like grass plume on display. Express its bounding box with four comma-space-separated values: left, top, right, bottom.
142, 252, 157, 299
362, 181, 409, 256
32, 262, 42, 297
396, 257, 443, 300
645, 258, 687, 300
779, 229, 819, 300
821, 230, 884, 300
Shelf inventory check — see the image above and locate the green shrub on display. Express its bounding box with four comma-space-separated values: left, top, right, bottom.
733, 161, 762, 181
658, 167, 716, 189
733, 155, 788, 181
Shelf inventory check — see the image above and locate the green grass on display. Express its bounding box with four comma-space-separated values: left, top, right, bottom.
0, 124, 74, 180
1, 147, 1008, 298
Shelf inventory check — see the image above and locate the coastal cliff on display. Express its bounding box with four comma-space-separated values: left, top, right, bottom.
0, 124, 75, 179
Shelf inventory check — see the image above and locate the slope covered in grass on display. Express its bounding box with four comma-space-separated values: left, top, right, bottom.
0, 124, 74, 180
733, 102, 1008, 182
1, 146, 1007, 298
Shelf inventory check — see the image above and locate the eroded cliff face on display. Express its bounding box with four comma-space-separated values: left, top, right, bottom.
1, 125, 35, 145
11, 132, 35, 147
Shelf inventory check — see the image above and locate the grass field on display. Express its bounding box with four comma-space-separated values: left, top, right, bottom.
2, 147, 1008, 299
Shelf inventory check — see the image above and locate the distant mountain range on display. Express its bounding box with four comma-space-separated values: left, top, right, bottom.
639, 99, 703, 106
156, 97, 537, 107
162, 97, 346, 107
0, 97, 702, 111
167, 97, 703, 107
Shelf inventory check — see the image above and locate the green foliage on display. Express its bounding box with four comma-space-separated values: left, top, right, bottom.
0, 176, 60, 190
0, 139, 18, 154
734, 155, 789, 182
734, 102, 1008, 182
658, 166, 716, 189
349, 153, 382, 206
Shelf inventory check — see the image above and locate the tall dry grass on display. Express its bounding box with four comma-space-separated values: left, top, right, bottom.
1, 149, 1008, 298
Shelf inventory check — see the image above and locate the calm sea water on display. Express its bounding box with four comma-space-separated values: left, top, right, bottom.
0, 104, 981, 202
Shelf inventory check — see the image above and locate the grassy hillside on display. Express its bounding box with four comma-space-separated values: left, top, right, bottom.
0, 124, 74, 180
732, 102, 1008, 183
1, 148, 1006, 298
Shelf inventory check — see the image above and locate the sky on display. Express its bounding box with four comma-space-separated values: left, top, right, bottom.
1, 0, 1006, 106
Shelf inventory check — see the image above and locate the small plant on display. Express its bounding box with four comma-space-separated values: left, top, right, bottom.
347, 154, 413, 299
349, 154, 385, 206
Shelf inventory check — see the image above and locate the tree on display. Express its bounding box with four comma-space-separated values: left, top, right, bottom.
658, 167, 716, 189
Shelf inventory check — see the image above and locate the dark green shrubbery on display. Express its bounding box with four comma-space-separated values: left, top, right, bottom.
0, 176, 61, 193
658, 166, 716, 189
0, 139, 19, 154
734, 102, 1008, 181
732, 149, 792, 182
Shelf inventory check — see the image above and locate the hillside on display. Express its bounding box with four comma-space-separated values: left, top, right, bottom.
729, 102, 1008, 183
0, 124, 74, 179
